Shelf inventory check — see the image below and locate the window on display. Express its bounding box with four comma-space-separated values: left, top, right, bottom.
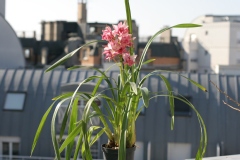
24, 49, 31, 58
205, 50, 208, 55
90, 27, 95, 33
167, 143, 191, 160
0, 137, 20, 157
3, 92, 26, 110
171, 96, 192, 116
134, 141, 144, 160
190, 70, 196, 73
190, 59, 198, 62
190, 34, 197, 42
237, 32, 240, 44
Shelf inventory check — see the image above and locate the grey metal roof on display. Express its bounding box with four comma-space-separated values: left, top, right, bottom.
1, 69, 240, 159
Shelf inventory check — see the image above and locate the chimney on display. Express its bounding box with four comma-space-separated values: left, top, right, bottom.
160, 26, 172, 43
22, 31, 25, 38
77, 0, 87, 39
77, 0, 87, 24
41, 47, 48, 65
0, 0, 5, 18
33, 31, 36, 39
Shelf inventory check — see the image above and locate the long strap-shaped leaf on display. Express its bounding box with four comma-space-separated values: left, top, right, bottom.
59, 121, 83, 153
135, 24, 201, 81
51, 98, 73, 160
68, 65, 117, 101
138, 70, 207, 93
159, 75, 174, 130
45, 40, 104, 72
150, 94, 207, 160
66, 97, 79, 160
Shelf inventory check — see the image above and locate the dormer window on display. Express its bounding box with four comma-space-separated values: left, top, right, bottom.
3, 92, 26, 111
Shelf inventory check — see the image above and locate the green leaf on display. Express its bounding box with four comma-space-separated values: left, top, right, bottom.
124, 0, 133, 56
180, 75, 208, 92
149, 94, 207, 159
58, 98, 72, 143
68, 65, 117, 101
89, 129, 104, 146
129, 82, 138, 95
66, 97, 79, 160
174, 96, 207, 159
59, 121, 83, 153
118, 115, 127, 160
142, 59, 156, 65
73, 133, 83, 160
45, 40, 103, 72
92, 77, 103, 96
159, 75, 174, 130
140, 87, 149, 107
173, 23, 202, 28
135, 23, 201, 81
82, 121, 92, 160
51, 100, 66, 160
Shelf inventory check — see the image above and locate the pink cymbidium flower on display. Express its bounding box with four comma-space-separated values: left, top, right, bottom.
112, 22, 129, 36
108, 41, 126, 54
102, 26, 114, 41
103, 46, 118, 60
119, 34, 133, 47
102, 22, 135, 65
122, 53, 137, 66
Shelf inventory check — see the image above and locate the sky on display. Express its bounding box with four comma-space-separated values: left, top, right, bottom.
5, 0, 240, 39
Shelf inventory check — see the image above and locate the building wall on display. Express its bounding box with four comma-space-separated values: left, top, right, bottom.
151, 57, 180, 66
229, 23, 240, 65
182, 15, 240, 74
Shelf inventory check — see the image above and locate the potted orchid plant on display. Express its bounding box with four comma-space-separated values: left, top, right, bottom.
31, 0, 207, 160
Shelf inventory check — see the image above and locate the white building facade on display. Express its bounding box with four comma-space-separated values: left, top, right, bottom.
182, 15, 240, 74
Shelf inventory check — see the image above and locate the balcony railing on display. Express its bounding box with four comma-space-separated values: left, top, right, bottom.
0, 155, 103, 160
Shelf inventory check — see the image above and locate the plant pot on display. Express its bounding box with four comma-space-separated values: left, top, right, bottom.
101, 144, 136, 160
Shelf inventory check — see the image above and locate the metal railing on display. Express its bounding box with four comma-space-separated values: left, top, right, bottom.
0, 155, 103, 160
0, 155, 53, 160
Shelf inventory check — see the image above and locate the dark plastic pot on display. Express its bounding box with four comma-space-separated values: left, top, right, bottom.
102, 144, 136, 160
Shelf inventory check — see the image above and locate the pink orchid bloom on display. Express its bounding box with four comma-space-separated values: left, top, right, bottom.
112, 22, 129, 36
102, 22, 135, 66
102, 26, 114, 41
119, 34, 133, 47
122, 53, 137, 66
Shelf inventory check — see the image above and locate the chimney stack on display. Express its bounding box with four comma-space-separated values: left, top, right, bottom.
77, 0, 87, 39
77, 0, 87, 24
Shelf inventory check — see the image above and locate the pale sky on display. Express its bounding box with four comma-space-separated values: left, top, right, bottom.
5, 0, 240, 39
